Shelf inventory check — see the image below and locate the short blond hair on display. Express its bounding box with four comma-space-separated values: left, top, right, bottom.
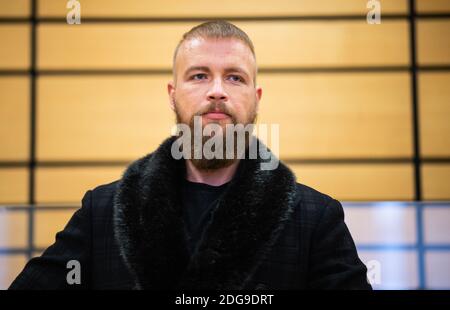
172, 20, 257, 84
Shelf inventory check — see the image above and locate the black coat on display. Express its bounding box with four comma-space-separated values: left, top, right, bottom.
10, 137, 371, 290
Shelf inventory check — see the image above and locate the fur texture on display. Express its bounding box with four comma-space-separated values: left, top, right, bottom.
113, 136, 298, 289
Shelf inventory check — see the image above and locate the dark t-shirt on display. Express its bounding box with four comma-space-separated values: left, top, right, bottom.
181, 179, 229, 254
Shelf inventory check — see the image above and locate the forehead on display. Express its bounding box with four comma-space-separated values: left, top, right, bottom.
175, 37, 256, 73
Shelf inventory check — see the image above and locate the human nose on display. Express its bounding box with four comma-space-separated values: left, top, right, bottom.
206, 77, 228, 102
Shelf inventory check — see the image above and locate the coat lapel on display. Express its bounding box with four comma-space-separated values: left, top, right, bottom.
113, 136, 298, 289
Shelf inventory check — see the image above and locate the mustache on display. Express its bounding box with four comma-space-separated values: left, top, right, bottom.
197, 102, 233, 118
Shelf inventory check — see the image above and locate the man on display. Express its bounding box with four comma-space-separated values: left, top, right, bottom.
10, 20, 371, 290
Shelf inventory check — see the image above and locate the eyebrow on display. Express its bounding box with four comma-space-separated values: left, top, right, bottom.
184, 66, 211, 78
183, 65, 250, 80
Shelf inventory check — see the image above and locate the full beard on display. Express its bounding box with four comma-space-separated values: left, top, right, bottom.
175, 102, 257, 171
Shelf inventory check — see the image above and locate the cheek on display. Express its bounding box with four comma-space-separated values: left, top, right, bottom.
232, 92, 257, 116
174, 91, 195, 114
176, 97, 216, 125
177, 87, 205, 108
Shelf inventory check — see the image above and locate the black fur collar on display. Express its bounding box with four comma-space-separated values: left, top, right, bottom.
113, 136, 298, 289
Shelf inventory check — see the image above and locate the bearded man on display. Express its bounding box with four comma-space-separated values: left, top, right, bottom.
10, 20, 371, 290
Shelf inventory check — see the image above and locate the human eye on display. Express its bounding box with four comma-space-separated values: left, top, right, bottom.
227, 74, 244, 83
191, 73, 208, 80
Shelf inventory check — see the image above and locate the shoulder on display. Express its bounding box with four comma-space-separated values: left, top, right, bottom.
90, 180, 120, 198
86, 180, 120, 202
292, 182, 344, 225
294, 182, 334, 205
81, 180, 120, 216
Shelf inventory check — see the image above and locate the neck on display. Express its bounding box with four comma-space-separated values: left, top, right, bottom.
185, 160, 240, 186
